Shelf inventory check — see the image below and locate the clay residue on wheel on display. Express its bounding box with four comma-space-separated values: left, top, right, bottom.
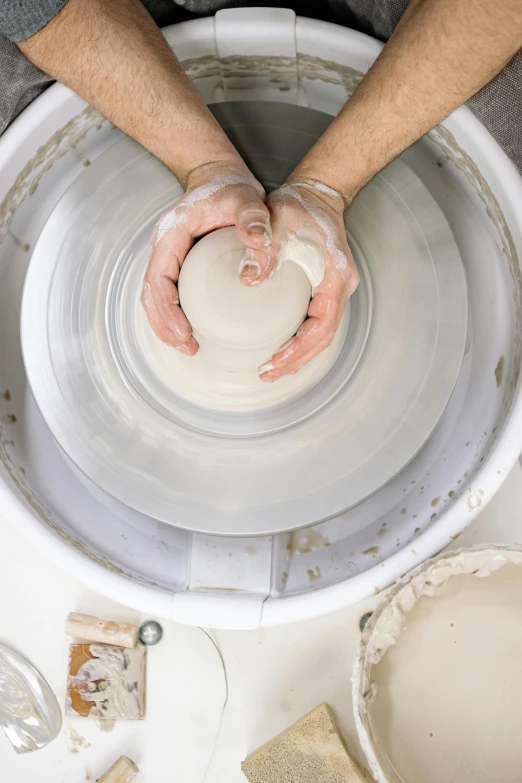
0, 106, 105, 243
296, 53, 363, 95
430, 125, 522, 394
287, 529, 331, 555
0, 107, 141, 578
495, 354, 505, 387
181, 52, 364, 99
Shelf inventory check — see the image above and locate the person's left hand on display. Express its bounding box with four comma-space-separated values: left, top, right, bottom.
240, 180, 360, 381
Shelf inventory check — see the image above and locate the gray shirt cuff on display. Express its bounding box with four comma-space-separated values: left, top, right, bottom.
0, 0, 70, 42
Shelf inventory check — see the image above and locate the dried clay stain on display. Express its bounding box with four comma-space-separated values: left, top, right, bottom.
7, 228, 30, 252
181, 52, 363, 98
307, 567, 322, 583
467, 489, 485, 510
287, 529, 330, 555
431, 125, 521, 392
495, 355, 505, 388
363, 546, 380, 558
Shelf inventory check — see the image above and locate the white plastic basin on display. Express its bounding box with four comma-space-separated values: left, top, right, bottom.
0, 9, 521, 628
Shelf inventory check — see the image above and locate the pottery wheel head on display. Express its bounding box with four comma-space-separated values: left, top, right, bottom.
21, 102, 467, 536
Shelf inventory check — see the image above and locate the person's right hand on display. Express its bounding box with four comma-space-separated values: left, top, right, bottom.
141, 162, 271, 354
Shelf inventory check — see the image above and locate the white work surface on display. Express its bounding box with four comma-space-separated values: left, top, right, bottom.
1, 462, 522, 783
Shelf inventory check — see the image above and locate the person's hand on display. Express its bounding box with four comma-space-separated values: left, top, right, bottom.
142, 162, 270, 354
240, 180, 359, 381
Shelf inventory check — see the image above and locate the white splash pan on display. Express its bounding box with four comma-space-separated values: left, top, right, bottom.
1, 9, 522, 629
353, 545, 522, 782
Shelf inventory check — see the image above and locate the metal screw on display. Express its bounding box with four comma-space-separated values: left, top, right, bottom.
139, 620, 163, 646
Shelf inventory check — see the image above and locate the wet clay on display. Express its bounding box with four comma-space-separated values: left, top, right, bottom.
140, 227, 342, 411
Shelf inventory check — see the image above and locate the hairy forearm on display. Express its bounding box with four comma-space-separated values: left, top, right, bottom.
291, 0, 522, 203
18, 0, 239, 186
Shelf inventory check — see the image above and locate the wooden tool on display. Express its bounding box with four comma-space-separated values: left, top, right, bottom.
66, 613, 138, 649
99, 755, 139, 783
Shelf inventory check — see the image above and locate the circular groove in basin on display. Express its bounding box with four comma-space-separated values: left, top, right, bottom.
21, 102, 468, 536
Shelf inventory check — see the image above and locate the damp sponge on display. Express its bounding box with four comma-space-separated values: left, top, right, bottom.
241, 703, 372, 782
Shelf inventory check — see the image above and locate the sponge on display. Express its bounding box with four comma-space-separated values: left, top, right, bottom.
241, 703, 372, 782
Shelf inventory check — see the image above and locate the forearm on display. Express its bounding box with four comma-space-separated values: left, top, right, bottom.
291, 0, 522, 204
17, 0, 240, 186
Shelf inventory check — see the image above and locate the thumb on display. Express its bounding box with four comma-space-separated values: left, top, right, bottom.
239, 242, 279, 286
236, 192, 272, 250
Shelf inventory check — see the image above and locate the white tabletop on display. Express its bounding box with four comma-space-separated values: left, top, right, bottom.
1, 461, 521, 782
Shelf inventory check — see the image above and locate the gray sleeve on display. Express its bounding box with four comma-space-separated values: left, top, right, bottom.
0, 0, 69, 42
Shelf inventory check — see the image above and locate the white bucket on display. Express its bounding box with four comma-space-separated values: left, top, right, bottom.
1, 9, 522, 628
353, 546, 522, 782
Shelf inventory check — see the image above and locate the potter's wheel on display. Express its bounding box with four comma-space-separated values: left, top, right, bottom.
21, 102, 468, 536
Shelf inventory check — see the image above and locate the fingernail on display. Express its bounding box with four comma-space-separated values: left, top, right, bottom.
174, 341, 195, 355
248, 222, 267, 237
258, 360, 274, 375
241, 262, 261, 280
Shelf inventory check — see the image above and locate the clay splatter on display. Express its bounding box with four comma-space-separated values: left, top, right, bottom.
65, 727, 91, 754
495, 355, 505, 388
363, 546, 380, 557
467, 489, 485, 510
307, 567, 322, 583
288, 530, 330, 555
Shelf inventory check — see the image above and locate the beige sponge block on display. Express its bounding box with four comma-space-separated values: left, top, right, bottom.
241, 703, 372, 782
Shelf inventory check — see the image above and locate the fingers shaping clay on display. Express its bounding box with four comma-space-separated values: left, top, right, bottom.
178, 227, 311, 372
136, 227, 345, 412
